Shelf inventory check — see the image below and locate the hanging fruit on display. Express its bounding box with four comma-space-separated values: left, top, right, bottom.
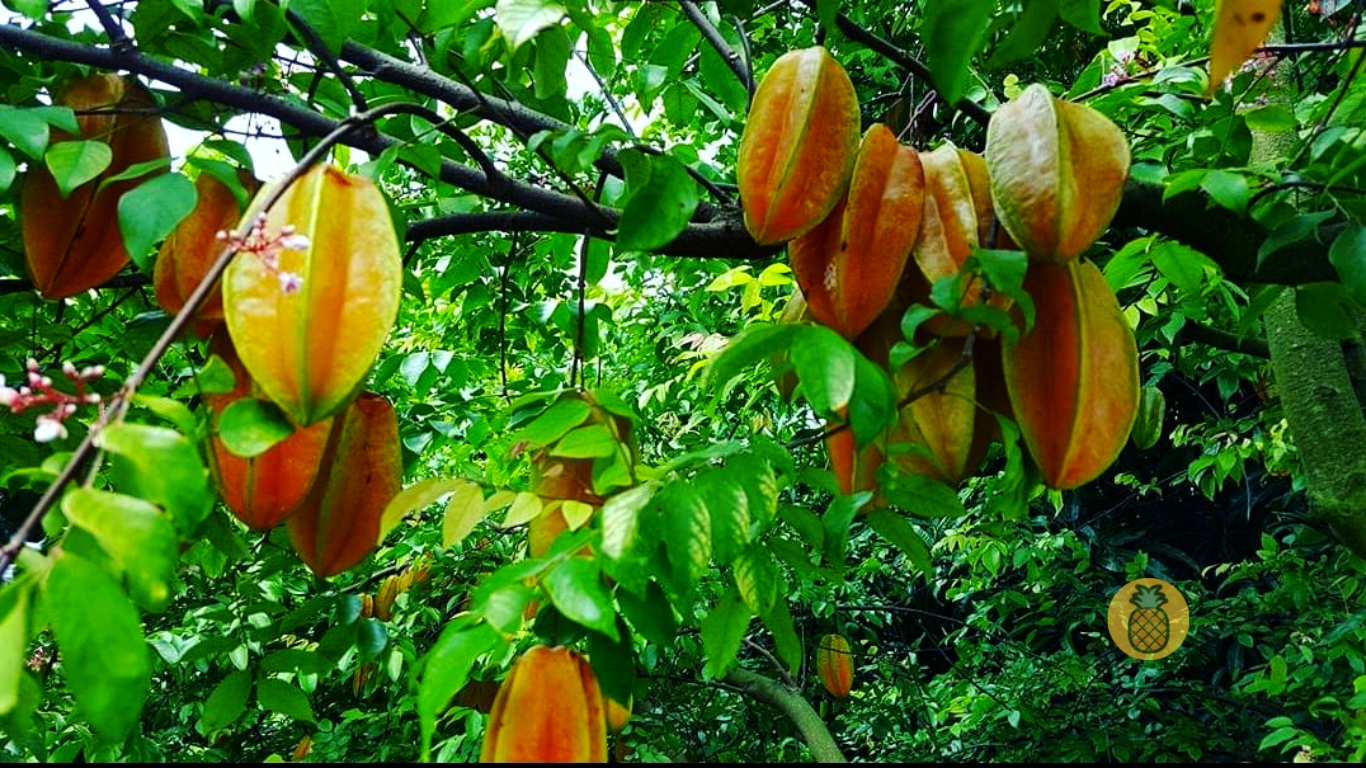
155, 170, 262, 337
204, 332, 332, 532
790, 123, 925, 340
908, 144, 1011, 338
1002, 260, 1139, 489
736, 46, 861, 245
985, 83, 1130, 263
223, 163, 403, 427
287, 391, 402, 578
22, 73, 170, 299
815, 633, 854, 698
481, 646, 608, 763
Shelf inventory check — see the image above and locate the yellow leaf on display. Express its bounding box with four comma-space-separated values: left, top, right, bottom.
1208, 0, 1283, 96
441, 480, 489, 547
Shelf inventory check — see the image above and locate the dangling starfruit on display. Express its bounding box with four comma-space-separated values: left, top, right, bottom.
884, 338, 979, 485
155, 170, 262, 337
826, 422, 883, 497
816, 633, 854, 698
791, 123, 925, 340
205, 333, 332, 532
224, 164, 403, 427
22, 73, 170, 299
772, 290, 812, 402
909, 144, 1013, 338
287, 391, 402, 578
985, 83, 1130, 263
737, 46, 861, 245
481, 645, 608, 763
1003, 260, 1139, 489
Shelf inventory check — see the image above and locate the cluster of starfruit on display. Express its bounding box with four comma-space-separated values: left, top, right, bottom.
738, 48, 1138, 492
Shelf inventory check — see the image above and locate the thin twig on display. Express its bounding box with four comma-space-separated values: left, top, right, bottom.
745, 637, 797, 688
679, 0, 753, 98
283, 7, 369, 112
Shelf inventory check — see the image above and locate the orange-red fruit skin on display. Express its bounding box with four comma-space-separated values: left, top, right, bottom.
791, 123, 925, 340
22, 74, 170, 299
1003, 260, 1139, 490
737, 46, 861, 245
481, 646, 608, 763
155, 170, 262, 337
287, 392, 402, 578
816, 633, 854, 698
206, 333, 331, 532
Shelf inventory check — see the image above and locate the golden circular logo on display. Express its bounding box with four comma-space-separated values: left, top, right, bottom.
1107, 578, 1190, 660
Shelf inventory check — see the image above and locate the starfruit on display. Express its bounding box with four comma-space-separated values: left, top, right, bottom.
884, 338, 979, 485
790, 123, 925, 340
481, 645, 608, 763
985, 83, 1130, 263
287, 391, 402, 578
772, 290, 812, 402
605, 695, 632, 733
224, 164, 402, 427
1003, 260, 1139, 490
816, 633, 854, 698
826, 422, 883, 496
736, 46, 861, 245
155, 170, 262, 337
22, 73, 170, 299
205, 333, 332, 532
909, 144, 1012, 337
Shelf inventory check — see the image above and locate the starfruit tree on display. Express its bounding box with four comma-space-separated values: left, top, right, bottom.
0, 0, 1362, 762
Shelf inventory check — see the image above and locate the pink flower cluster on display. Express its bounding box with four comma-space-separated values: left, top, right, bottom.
0, 359, 106, 443
217, 213, 310, 294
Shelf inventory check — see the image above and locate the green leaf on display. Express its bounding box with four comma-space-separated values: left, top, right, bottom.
822, 491, 871, 567
848, 352, 897, 449
1201, 170, 1250, 216
418, 622, 504, 760
99, 157, 172, 187
355, 618, 388, 660
704, 324, 803, 394
132, 393, 198, 437
288, 0, 365, 55
441, 480, 489, 547
778, 504, 825, 551
0, 146, 15, 193
201, 671, 252, 733
545, 557, 618, 639
601, 482, 657, 560
791, 325, 857, 417
1294, 282, 1360, 340
989, 0, 1059, 67
1258, 726, 1299, 752
1058, 0, 1101, 33
662, 484, 711, 588
515, 397, 592, 447
758, 589, 801, 675
865, 509, 936, 577
616, 149, 700, 252
380, 477, 467, 541
700, 590, 750, 680
0, 582, 32, 715
98, 422, 212, 537
616, 580, 678, 648
119, 173, 198, 272
1329, 224, 1366, 306
0, 107, 50, 159
732, 546, 776, 613
922, 0, 994, 105
586, 620, 635, 706
533, 25, 571, 100
698, 471, 750, 565
217, 398, 294, 458
550, 423, 619, 458
61, 488, 178, 613
256, 678, 314, 722
495, 0, 566, 51
888, 473, 967, 519
45, 552, 150, 742
44, 141, 112, 199
1258, 211, 1334, 266
1243, 104, 1298, 133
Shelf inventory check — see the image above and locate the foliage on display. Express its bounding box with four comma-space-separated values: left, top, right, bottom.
0, 0, 1363, 763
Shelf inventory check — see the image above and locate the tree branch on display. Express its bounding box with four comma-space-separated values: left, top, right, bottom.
723, 667, 847, 763
680, 0, 754, 98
